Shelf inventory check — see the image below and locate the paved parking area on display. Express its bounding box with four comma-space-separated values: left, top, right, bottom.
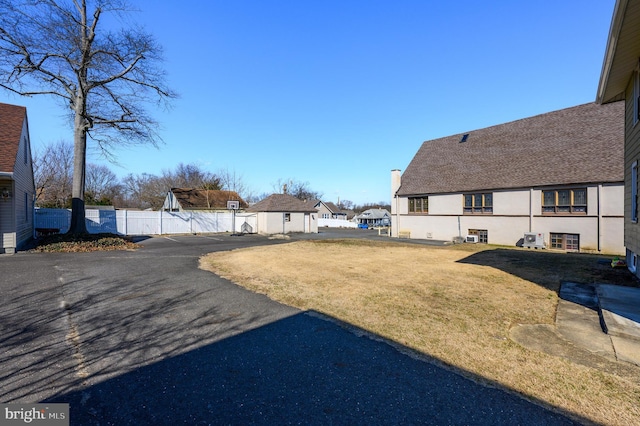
1, 233, 582, 425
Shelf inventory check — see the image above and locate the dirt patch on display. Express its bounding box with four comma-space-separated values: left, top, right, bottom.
29, 233, 138, 252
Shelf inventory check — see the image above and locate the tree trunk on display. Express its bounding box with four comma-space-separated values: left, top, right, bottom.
68, 1, 90, 235
68, 109, 88, 234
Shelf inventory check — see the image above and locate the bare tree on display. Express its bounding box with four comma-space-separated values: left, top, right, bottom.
119, 163, 221, 210
217, 167, 249, 198
273, 178, 323, 201
0, 0, 176, 233
160, 163, 221, 191
337, 199, 354, 210
86, 163, 120, 205
33, 140, 73, 208
119, 172, 162, 210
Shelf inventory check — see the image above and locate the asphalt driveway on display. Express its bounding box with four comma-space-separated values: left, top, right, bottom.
1, 232, 583, 425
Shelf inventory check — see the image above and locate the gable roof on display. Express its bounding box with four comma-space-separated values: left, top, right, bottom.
324, 201, 342, 213
597, 0, 640, 104
355, 208, 390, 219
397, 102, 624, 196
247, 193, 318, 213
0, 103, 27, 174
170, 188, 247, 210
313, 200, 344, 214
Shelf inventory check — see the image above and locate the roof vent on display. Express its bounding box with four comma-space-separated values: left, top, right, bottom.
460, 133, 469, 143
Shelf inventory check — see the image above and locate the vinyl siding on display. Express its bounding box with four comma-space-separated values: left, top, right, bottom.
625, 77, 640, 257
8, 118, 34, 250
0, 179, 15, 251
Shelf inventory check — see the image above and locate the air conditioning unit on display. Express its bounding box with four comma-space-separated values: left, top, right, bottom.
466, 235, 479, 243
523, 232, 546, 249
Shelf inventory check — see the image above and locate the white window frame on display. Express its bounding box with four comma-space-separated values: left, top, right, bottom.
633, 161, 638, 223
635, 65, 640, 126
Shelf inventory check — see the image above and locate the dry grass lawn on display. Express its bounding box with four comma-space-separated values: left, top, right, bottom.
200, 240, 640, 426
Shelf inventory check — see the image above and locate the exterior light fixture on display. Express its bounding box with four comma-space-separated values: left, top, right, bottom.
1, 188, 11, 199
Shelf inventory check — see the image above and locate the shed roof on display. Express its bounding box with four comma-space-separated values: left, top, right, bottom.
397, 102, 624, 196
171, 188, 248, 210
247, 193, 318, 213
0, 103, 27, 174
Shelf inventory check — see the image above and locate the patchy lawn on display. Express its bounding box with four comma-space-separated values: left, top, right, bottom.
29, 233, 139, 253
201, 240, 640, 426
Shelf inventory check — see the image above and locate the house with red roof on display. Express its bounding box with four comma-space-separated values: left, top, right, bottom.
391, 101, 625, 254
162, 188, 248, 212
0, 102, 35, 253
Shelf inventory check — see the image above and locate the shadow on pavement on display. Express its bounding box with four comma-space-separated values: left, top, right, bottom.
44, 311, 583, 425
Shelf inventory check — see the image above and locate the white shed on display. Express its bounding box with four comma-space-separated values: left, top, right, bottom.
246, 194, 318, 235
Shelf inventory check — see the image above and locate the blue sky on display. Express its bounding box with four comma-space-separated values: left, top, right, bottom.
2, 1, 616, 205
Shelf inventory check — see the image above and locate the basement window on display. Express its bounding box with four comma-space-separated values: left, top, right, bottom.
468, 229, 488, 243
550, 233, 580, 251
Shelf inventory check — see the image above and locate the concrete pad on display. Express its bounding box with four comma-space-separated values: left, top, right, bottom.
555, 300, 616, 361
596, 284, 640, 341
610, 336, 640, 366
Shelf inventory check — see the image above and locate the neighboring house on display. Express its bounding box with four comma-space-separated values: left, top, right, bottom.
246, 193, 318, 234
313, 200, 348, 220
391, 101, 625, 254
163, 188, 247, 212
0, 102, 35, 254
597, 0, 640, 272
354, 208, 391, 228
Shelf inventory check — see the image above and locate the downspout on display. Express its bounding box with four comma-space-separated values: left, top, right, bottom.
395, 195, 399, 238
32, 192, 36, 240
529, 188, 534, 232
598, 184, 602, 252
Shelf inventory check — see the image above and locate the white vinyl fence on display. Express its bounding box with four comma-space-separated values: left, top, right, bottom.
35, 208, 257, 236
318, 218, 357, 228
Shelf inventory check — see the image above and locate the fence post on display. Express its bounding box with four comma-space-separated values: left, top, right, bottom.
159, 210, 163, 235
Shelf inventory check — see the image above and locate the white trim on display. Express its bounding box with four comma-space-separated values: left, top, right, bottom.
632, 160, 638, 223
629, 251, 637, 274
634, 65, 640, 126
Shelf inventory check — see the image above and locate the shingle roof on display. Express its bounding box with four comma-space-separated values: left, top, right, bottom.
324, 202, 340, 213
354, 208, 390, 220
0, 103, 27, 173
247, 193, 318, 213
171, 188, 248, 210
397, 102, 624, 196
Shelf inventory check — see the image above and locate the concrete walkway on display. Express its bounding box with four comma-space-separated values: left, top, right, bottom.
597, 283, 640, 364
512, 281, 640, 370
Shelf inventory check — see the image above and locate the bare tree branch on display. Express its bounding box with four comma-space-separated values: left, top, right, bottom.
0, 0, 177, 232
